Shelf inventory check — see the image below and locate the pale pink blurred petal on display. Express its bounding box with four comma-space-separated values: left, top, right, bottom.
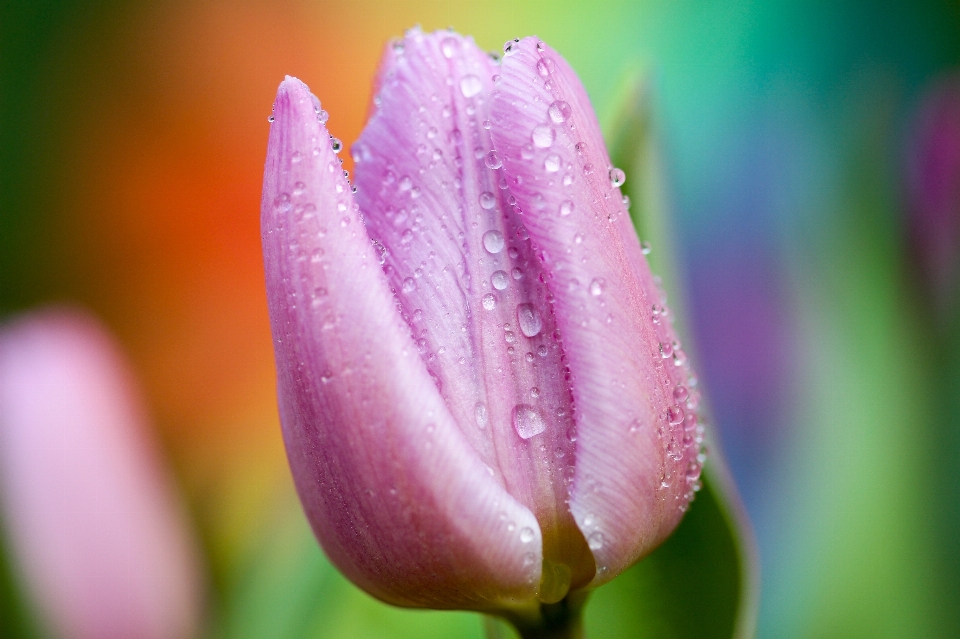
262, 76, 541, 609
491, 37, 701, 585
0, 309, 204, 639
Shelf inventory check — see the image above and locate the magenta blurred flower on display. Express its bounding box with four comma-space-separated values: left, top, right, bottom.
261, 29, 704, 614
906, 73, 960, 312
0, 309, 204, 639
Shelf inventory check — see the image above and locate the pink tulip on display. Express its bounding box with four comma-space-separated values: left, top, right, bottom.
0, 309, 204, 639
262, 28, 703, 618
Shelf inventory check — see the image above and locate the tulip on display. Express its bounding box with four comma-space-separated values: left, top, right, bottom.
0, 309, 204, 639
261, 28, 704, 634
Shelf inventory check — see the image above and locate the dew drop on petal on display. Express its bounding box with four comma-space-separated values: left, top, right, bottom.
588, 532, 605, 550
516, 303, 543, 337
475, 402, 488, 428
532, 124, 556, 148
460, 75, 483, 98
609, 167, 626, 187
548, 100, 572, 124
512, 405, 546, 439
441, 36, 459, 58
667, 406, 685, 425
482, 293, 497, 310
559, 200, 574, 217
491, 270, 509, 290
544, 154, 561, 173
660, 341, 674, 358
402, 277, 416, 293
484, 151, 502, 169
589, 278, 605, 296
479, 191, 497, 209
641, 241, 652, 255
483, 230, 505, 254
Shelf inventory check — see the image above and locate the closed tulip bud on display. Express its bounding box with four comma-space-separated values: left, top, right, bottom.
261, 29, 704, 630
0, 309, 204, 639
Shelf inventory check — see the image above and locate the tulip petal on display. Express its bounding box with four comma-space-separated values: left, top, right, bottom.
491, 38, 702, 584
352, 29, 594, 596
262, 76, 542, 608
0, 309, 203, 639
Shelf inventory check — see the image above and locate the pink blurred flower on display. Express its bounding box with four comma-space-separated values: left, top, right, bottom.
906, 73, 960, 313
0, 309, 204, 639
261, 29, 704, 613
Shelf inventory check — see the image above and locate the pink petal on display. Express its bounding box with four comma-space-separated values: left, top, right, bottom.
261, 76, 542, 608
491, 37, 702, 584
353, 29, 594, 596
0, 309, 203, 639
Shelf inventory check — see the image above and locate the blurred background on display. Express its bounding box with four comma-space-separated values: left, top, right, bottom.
1, 0, 959, 637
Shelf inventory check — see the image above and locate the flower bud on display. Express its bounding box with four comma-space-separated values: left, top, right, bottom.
262, 29, 703, 611
0, 309, 203, 639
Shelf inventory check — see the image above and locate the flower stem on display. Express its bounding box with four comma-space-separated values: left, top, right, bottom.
487, 593, 589, 639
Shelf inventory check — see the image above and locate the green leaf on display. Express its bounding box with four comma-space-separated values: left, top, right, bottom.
584, 466, 757, 639
0, 515, 42, 639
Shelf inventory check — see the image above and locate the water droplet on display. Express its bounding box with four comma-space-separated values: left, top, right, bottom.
512, 267, 524, 280
517, 303, 543, 337
441, 36, 459, 58
559, 200, 574, 217
402, 277, 416, 293
532, 124, 556, 148
460, 74, 483, 98
537, 344, 548, 357
582, 164, 594, 176
519, 527, 535, 543
544, 154, 561, 173
622, 194, 631, 209
512, 405, 546, 439
641, 241, 651, 255
588, 532, 605, 550
536, 58, 555, 77
583, 513, 596, 527
548, 100, 572, 124
483, 230, 505, 253
331, 138, 343, 153
484, 151, 502, 169
475, 402, 488, 428
673, 386, 689, 402
589, 278, 605, 296
399, 175, 413, 191
267, 115, 275, 123
482, 293, 497, 310
609, 167, 626, 187
673, 349, 687, 366
479, 191, 497, 210
292, 181, 306, 196
659, 342, 674, 358
318, 110, 329, 124
667, 406, 685, 425
491, 270, 509, 290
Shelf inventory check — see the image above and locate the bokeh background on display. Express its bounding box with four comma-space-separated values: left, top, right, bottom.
2, 1, 959, 637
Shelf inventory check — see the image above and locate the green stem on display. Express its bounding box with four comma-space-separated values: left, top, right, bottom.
486, 593, 589, 639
